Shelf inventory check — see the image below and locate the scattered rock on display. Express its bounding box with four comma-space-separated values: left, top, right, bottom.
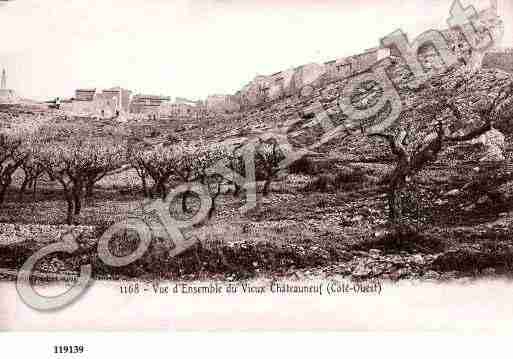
369, 249, 382, 258
482, 267, 496, 276
389, 269, 408, 281
477, 195, 489, 205
445, 189, 460, 197
463, 204, 476, 212
352, 262, 371, 278
423, 270, 440, 280
411, 254, 425, 265
440, 271, 460, 281
352, 215, 364, 223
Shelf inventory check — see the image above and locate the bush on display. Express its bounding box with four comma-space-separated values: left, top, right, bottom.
302, 167, 369, 193
288, 156, 316, 175
353, 224, 446, 254
431, 245, 513, 274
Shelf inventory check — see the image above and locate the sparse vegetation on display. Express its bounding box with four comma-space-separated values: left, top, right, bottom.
2, 64, 513, 283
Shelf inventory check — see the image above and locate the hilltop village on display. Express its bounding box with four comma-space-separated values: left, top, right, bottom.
0, 1, 502, 126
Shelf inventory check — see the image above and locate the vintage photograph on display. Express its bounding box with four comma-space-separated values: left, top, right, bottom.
0, 0, 513, 331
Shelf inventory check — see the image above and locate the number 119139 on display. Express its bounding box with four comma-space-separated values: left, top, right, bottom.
54, 346, 85, 354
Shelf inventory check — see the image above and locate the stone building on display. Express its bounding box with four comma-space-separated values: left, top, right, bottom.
63, 87, 131, 118
159, 97, 207, 120
74, 89, 96, 101
61, 97, 117, 118
129, 94, 171, 115
98, 87, 132, 113
206, 94, 241, 113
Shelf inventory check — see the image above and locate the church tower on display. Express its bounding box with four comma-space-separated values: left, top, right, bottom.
491, 0, 498, 16
1, 69, 6, 90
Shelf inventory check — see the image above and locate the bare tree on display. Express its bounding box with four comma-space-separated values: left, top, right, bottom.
226, 143, 246, 197
130, 144, 180, 200
18, 157, 45, 201
255, 138, 284, 197
368, 73, 513, 223
0, 131, 27, 205
369, 122, 444, 223
173, 142, 227, 216
130, 153, 152, 197
39, 139, 125, 224
82, 144, 126, 198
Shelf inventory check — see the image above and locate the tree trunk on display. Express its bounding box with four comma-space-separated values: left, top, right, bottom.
387, 176, 406, 224
141, 174, 148, 197
263, 179, 271, 197
0, 175, 12, 205
160, 183, 167, 200
233, 183, 241, 197
18, 177, 30, 201
0, 185, 7, 205
154, 181, 166, 200
73, 190, 82, 216
65, 195, 74, 225
85, 178, 95, 198
32, 178, 37, 200
71, 186, 83, 225
208, 198, 216, 220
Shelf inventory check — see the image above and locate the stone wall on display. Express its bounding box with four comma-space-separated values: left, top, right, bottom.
130, 94, 171, 114
61, 97, 118, 117
159, 101, 208, 120
206, 94, 241, 113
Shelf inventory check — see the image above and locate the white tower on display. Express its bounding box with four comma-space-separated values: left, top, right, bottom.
491, 0, 498, 16
1, 69, 6, 90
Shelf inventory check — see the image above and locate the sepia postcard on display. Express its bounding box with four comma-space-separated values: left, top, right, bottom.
1, 0, 513, 334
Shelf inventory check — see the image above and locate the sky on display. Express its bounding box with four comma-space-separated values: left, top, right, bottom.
0, 0, 511, 101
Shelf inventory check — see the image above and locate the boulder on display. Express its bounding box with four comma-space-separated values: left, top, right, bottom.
472, 128, 506, 163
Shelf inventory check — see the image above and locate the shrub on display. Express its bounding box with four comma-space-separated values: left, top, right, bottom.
288, 156, 316, 175
302, 167, 369, 193
352, 224, 446, 254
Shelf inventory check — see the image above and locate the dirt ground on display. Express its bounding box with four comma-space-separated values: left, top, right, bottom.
2, 163, 513, 283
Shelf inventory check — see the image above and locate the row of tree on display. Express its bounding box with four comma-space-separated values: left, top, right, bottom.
0, 125, 285, 225
3, 68, 511, 226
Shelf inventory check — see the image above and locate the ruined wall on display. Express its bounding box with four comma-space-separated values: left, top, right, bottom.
74, 89, 96, 101
293, 63, 326, 92
61, 97, 117, 117
206, 94, 240, 113
100, 87, 132, 113
159, 101, 207, 120
237, 47, 383, 108
130, 94, 171, 114
211, 4, 502, 111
